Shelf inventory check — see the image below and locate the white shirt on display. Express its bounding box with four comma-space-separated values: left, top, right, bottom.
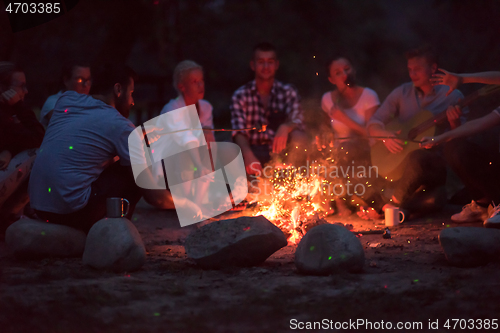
161, 96, 213, 129
147, 98, 212, 186
321, 87, 380, 137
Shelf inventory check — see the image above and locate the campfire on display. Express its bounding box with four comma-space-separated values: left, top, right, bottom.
249, 145, 343, 244
252, 166, 325, 243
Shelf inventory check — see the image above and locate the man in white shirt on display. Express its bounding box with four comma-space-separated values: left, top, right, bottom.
144, 60, 215, 210
161, 60, 215, 143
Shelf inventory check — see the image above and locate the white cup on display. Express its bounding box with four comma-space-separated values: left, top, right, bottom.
385, 207, 405, 226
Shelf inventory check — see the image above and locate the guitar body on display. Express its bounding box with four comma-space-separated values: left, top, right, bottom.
371, 110, 436, 181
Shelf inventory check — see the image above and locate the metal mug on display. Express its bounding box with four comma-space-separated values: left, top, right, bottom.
106, 197, 130, 218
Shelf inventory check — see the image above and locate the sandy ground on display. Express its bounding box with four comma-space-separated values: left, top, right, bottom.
1, 199, 500, 333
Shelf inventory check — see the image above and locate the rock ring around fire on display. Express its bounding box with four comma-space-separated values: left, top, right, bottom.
295, 224, 365, 275
439, 227, 500, 267
185, 215, 288, 269
83, 218, 147, 272
5, 218, 87, 259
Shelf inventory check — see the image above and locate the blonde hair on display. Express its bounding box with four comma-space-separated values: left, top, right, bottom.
173, 60, 203, 95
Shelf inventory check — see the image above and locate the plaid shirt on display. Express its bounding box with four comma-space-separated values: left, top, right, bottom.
230, 80, 303, 145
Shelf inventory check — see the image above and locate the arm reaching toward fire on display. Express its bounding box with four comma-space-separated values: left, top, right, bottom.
328, 103, 368, 136
420, 110, 500, 149
368, 124, 404, 154
431, 69, 500, 96
273, 122, 296, 154
231, 88, 263, 175
234, 133, 262, 175
366, 87, 404, 154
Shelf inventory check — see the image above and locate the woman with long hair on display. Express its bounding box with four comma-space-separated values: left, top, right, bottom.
320, 56, 383, 217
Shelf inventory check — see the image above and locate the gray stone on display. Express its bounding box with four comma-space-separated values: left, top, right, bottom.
295, 224, 364, 275
83, 218, 146, 272
439, 227, 500, 267
5, 218, 86, 259
185, 215, 287, 269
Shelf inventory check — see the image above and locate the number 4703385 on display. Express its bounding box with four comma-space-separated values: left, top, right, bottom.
5, 2, 61, 14
444, 319, 498, 330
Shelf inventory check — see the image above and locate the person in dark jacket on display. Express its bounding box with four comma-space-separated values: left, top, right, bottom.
0, 62, 45, 230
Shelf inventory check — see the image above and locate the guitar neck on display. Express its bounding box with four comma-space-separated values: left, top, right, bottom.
435, 89, 482, 119
409, 85, 500, 138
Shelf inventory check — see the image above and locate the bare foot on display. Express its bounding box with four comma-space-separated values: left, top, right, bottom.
391, 195, 401, 205
357, 206, 383, 220
335, 199, 352, 217
382, 202, 397, 211
325, 208, 335, 216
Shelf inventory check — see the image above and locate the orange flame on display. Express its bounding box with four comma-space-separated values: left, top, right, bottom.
253, 165, 329, 244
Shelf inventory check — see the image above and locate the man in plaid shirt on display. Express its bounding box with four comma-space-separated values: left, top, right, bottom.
231, 42, 306, 175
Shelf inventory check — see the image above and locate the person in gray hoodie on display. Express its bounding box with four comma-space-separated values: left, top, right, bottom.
29, 64, 141, 232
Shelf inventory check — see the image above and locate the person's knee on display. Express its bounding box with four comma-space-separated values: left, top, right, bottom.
143, 189, 174, 209
405, 150, 445, 179
443, 139, 470, 166
444, 139, 463, 152
408, 149, 430, 162
405, 150, 430, 171
288, 130, 309, 147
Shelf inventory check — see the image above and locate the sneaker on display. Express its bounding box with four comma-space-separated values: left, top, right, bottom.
451, 200, 487, 222
484, 203, 500, 228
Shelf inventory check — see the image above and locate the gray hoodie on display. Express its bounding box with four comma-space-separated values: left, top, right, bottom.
29, 91, 135, 214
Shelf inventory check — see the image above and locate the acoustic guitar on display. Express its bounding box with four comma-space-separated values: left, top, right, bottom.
371, 85, 500, 181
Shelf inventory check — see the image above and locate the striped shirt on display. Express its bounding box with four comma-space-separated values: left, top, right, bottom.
230, 80, 303, 145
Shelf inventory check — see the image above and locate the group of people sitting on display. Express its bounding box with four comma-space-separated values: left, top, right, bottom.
1, 42, 500, 235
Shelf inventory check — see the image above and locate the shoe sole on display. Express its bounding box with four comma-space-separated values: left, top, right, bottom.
451, 218, 483, 223
451, 213, 484, 223
484, 221, 500, 228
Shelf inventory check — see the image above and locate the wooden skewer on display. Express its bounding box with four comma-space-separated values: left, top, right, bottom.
328, 136, 422, 143
164, 124, 267, 134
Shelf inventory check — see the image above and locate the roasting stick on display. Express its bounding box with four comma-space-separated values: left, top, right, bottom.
332, 136, 423, 143
156, 124, 421, 142
151, 124, 422, 143
317, 135, 424, 143
163, 124, 268, 135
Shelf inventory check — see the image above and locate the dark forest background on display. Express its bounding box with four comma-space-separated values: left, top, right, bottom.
1, 0, 500, 135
